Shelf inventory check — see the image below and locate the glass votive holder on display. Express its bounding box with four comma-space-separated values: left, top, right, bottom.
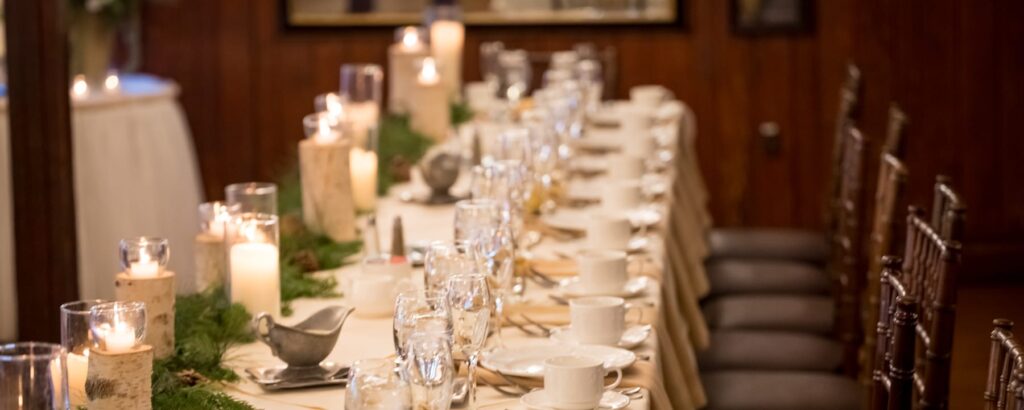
60, 300, 108, 406
89, 301, 147, 354
118, 237, 170, 278
394, 26, 429, 50
225, 182, 278, 215
0, 342, 70, 410
314, 92, 345, 119
346, 358, 411, 410
198, 201, 239, 239
340, 64, 383, 105
303, 111, 351, 145
226, 212, 281, 317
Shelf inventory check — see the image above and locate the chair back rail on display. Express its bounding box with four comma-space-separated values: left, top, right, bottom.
984, 320, 1024, 410
870, 183, 965, 410
826, 63, 863, 219
861, 105, 910, 384
832, 124, 868, 373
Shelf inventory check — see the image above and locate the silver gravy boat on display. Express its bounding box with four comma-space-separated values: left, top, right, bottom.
253, 305, 354, 368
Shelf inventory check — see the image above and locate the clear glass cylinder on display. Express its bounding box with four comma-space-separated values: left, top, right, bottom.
0, 342, 70, 410
346, 358, 412, 410
340, 64, 382, 148
198, 201, 239, 239
89, 301, 147, 353
479, 41, 505, 86
225, 182, 278, 215
118, 237, 170, 278
226, 212, 281, 317
60, 300, 107, 407
423, 4, 463, 25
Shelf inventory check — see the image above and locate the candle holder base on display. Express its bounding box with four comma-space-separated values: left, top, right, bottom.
114, 272, 175, 359
86, 345, 153, 410
299, 139, 358, 242
194, 233, 226, 292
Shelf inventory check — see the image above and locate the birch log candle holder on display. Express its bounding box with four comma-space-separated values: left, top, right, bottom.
86, 301, 152, 410
411, 57, 452, 142
300, 112, 358, 241
115, 237, 175, 359
194, 201, 235, 292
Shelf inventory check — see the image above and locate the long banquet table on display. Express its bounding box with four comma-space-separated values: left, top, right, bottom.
223, 156, 703, 409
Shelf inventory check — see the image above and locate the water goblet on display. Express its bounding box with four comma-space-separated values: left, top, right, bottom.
445, 274, 491, 409
423, 240, 483, 292
401, 331, 455, 410
393, 290, 453, 360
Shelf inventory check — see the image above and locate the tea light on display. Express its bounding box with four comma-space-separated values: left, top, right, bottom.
410, 57, 451, 141
115, 238, 175, 358
199, 201, 236, 239
315, 92, 345, 119
104, 72, 121, 93
306, 112, 342, 145
425, 6, 464, 99
228, 213, 281, 317
89, 301, 146, 353
388, 26, 430, 114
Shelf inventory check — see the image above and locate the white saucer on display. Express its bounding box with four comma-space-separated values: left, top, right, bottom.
549, 325, 653, 350
556, 276, 651, 299
481, 345, 636, 379
521, 389, 631, 410
541, 210, 590, 233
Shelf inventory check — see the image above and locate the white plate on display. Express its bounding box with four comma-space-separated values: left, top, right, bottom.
541, 210, 590, 233
521, 389, 631, 410
482, 345, 636, 379
575, 129, 624, 152
571, 156, 609, 175
566, 180, 604, 202
556, 276, 651, 299
549, 325, 653, 350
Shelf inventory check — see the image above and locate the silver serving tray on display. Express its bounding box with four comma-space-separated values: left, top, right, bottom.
245, 362, 348, 391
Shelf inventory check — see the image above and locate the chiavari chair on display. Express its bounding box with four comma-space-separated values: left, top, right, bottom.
871, 182, 965, 409
984, 320, 1024, 410
860, 103, 909, 386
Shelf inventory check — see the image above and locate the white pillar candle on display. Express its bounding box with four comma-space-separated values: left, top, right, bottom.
347, 101, 380, 147
67, 351, 89, 406
350, 147, 378, 210
129, 251, 160, 278
388, 27, 429, 114
229, 242, 281, 317
410, 58, 452, 141
430, 20, 464, 99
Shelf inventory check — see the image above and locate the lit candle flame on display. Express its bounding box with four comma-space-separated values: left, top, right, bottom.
104, 73, 120, 92
72, 75, 89, 98
401, 27, 421, 50
325, 93, 345, 119
418, 58, 440, 85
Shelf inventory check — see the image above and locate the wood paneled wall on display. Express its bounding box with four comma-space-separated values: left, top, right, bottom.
141, 0, 1023, 280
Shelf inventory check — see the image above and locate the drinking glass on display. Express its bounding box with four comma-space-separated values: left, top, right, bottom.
0, 342, 70, 410
401, 331, 455, 410
479, 41, 505, 87
497, 49, 531, 102
423, 240, 483, 292
225, 182, 277, 215
453, 199, 502, 245
496, 126, 534, 167
469, 161, 530, 241
393, 290, 453, 360
576, 59, 604, 113
60, 300, 108, 407
345, 358, 412, 410
445, 274, 491, 410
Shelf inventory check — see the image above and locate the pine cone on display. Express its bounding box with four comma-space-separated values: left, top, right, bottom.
176, 369, 209, 387
292, 249, 320, 272
279, 213, 305, 237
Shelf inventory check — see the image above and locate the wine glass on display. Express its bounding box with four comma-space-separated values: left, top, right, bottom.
401, 331, 455, 410
445, 274, 491, 409
393, 290, 453, 360
423, 240, 483, 292
345, 358, 412, 410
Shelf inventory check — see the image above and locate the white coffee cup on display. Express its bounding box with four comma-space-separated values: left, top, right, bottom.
570, 296, 627, 345
586, 213, 632, 251
577, 250, 629, 295
601, 180, 643, 212
344, 274, 398, 318
630, 85, 669, 110
624, 134, 657, 159
544, 355, 622, 409
607, 154, 645, 180
619, 107, 653, 136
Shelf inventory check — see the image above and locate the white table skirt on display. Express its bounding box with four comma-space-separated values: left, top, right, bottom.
0, 75, 204, 340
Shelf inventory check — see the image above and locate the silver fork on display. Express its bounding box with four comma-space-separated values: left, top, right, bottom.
528, 268, 561, 288
505, 316, 545, 337
518, 315, 553, 336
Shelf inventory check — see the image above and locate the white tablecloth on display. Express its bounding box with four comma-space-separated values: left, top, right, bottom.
0, 75, 204, 340
224, 181, 658, 409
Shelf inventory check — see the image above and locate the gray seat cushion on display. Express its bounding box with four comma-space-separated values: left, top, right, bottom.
698, 330, 843, 372
707, 259, 830, 296
703, 295, 835, 334
709, 228, 827, 264
703, 370, 861, 409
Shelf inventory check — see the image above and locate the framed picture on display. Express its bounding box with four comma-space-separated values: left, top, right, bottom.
731, 0, 813, 35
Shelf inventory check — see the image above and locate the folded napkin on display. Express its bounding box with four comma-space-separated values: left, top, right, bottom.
530, 258, 663, 280
477, 360, 673, 410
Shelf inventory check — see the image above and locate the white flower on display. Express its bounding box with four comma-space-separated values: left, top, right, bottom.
86, 0, 116, 13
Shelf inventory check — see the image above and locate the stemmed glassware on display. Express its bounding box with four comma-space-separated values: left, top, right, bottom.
423, 240, 483, 293
401, 331, 455, 410
393, 290, 453, 360
445, 274, 491, 410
